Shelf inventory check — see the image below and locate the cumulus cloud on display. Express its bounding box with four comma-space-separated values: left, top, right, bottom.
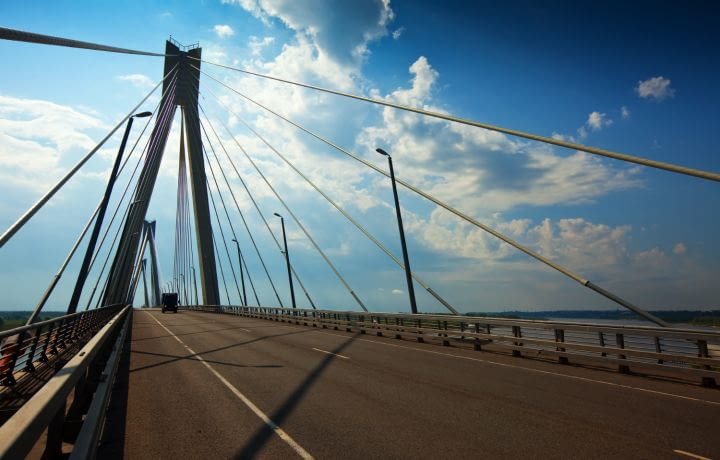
620, 106, 630, 119
391, 288, 404, 294
248, 36, 275, 56
586, 111, 612, 131
224, 0, 394, 65
673, 242, 687, 255
392, 27, 404, 40
213, 24, 235, 38
117, 74, 155, 89
0, 95, 105, 191
357, 57, 639, 213
636, 76, 674, 101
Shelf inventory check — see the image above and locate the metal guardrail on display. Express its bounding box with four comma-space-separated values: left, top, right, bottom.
185, 305, 720, 387
0, 304, 125, 387
0, 305, 131, 459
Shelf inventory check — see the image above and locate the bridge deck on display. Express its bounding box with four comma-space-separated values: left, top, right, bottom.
100, 309, 720, 459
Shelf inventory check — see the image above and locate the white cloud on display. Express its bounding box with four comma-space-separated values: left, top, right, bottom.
391, 288, 404, 295
0, 95, 105, 192
636, 76, 674, 101
248, 36, 275, 56
673, 242, 687, 255
117, 74, 155, 89
224, 0, 394, 64
620, 106, 630, 119
357, 57, 639, 213
213, 24, 235, 38
586, 111, 612, 131
392, 27, 404, 40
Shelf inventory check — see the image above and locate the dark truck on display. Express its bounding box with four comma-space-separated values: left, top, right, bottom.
161, 292, 179, 313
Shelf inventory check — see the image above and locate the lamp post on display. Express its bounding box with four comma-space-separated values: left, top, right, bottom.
191, 266, 199, 306
376, 148, 418, 314
274, 213, 296, 308
66, 111, 153, 314
231, 238, 247, 306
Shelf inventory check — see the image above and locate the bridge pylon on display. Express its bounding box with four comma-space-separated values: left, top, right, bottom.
102, 39, 220, 307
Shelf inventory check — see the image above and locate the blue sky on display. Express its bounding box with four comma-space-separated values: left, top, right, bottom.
0, 0, 718, 314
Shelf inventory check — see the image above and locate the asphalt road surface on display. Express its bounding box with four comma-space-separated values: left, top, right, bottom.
99, 309, 720, 459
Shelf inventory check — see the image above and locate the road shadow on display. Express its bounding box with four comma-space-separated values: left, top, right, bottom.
130, 324, 255, 343
234, 334, 359, 459
128, 329, 311, 374
129, 349, 282, 371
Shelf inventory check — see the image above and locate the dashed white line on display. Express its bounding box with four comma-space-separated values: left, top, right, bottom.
311, 348, 350, 359
145, 311, 314, 459
673, 449, 712, 460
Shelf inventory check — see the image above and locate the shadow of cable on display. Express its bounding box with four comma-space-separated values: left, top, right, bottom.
129, 349, 282, 371
234, 334, 359, 459
128, 329, 311, 374
130, 324, 255, 342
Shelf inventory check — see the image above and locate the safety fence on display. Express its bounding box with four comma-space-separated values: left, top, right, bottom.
186, 305, 720, 387
0, 305, 131, 459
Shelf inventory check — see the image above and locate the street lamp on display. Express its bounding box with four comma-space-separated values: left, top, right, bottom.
190, 266, 199, 306
274, 213, 296, 308
231, 238, 247, 306
66, 110, 153, 314
376, 148, 418, 314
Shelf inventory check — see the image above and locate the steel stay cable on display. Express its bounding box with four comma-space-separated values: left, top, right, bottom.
26, 200, 103, 324
181, 100, 270, 307
199, 72, 668, 326
0, 27, 169, 57
202, 141, 268, 306
92, 74, 177, 310
197, 141, 243, 305
185, 106, 282, 308
208, 187, 234, 306
198, 118, 288, 308
84, 72, 178, 276
26, 69, 177, 319
195, 106, 367, 312
212, 103, 459, 315
191, 62, 719, 182
195, 120, 253, 305
199, 104, 316, 309
0, 65, 176, 250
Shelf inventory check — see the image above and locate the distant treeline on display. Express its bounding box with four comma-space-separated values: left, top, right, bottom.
0, 310, 65, 332
463, 309, 720, 325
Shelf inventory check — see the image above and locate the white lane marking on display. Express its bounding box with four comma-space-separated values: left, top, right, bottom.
673, 449, 712, 460
186, 314, 720, 407
145, 311, 313, 459
311, 348, 350, 359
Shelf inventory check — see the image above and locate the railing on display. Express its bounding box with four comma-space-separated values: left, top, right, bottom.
0, 304, 125, 387
0, 305, 131, 459
185, 305, 720, 387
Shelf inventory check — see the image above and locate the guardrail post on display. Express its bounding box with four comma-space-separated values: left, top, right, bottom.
23, 328, 42, 373
616, 333, 630, 373
654, 336, 663, 364
346, 314, 351, 332
417, 318, 423, 343
598, 331, 606, 357
555, 329, 569, 364
474, 322, 482, 351
442, 320, 450, 346
512, 326, 522, 357
698, 340, 717, 388
40, 322, 54, 363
